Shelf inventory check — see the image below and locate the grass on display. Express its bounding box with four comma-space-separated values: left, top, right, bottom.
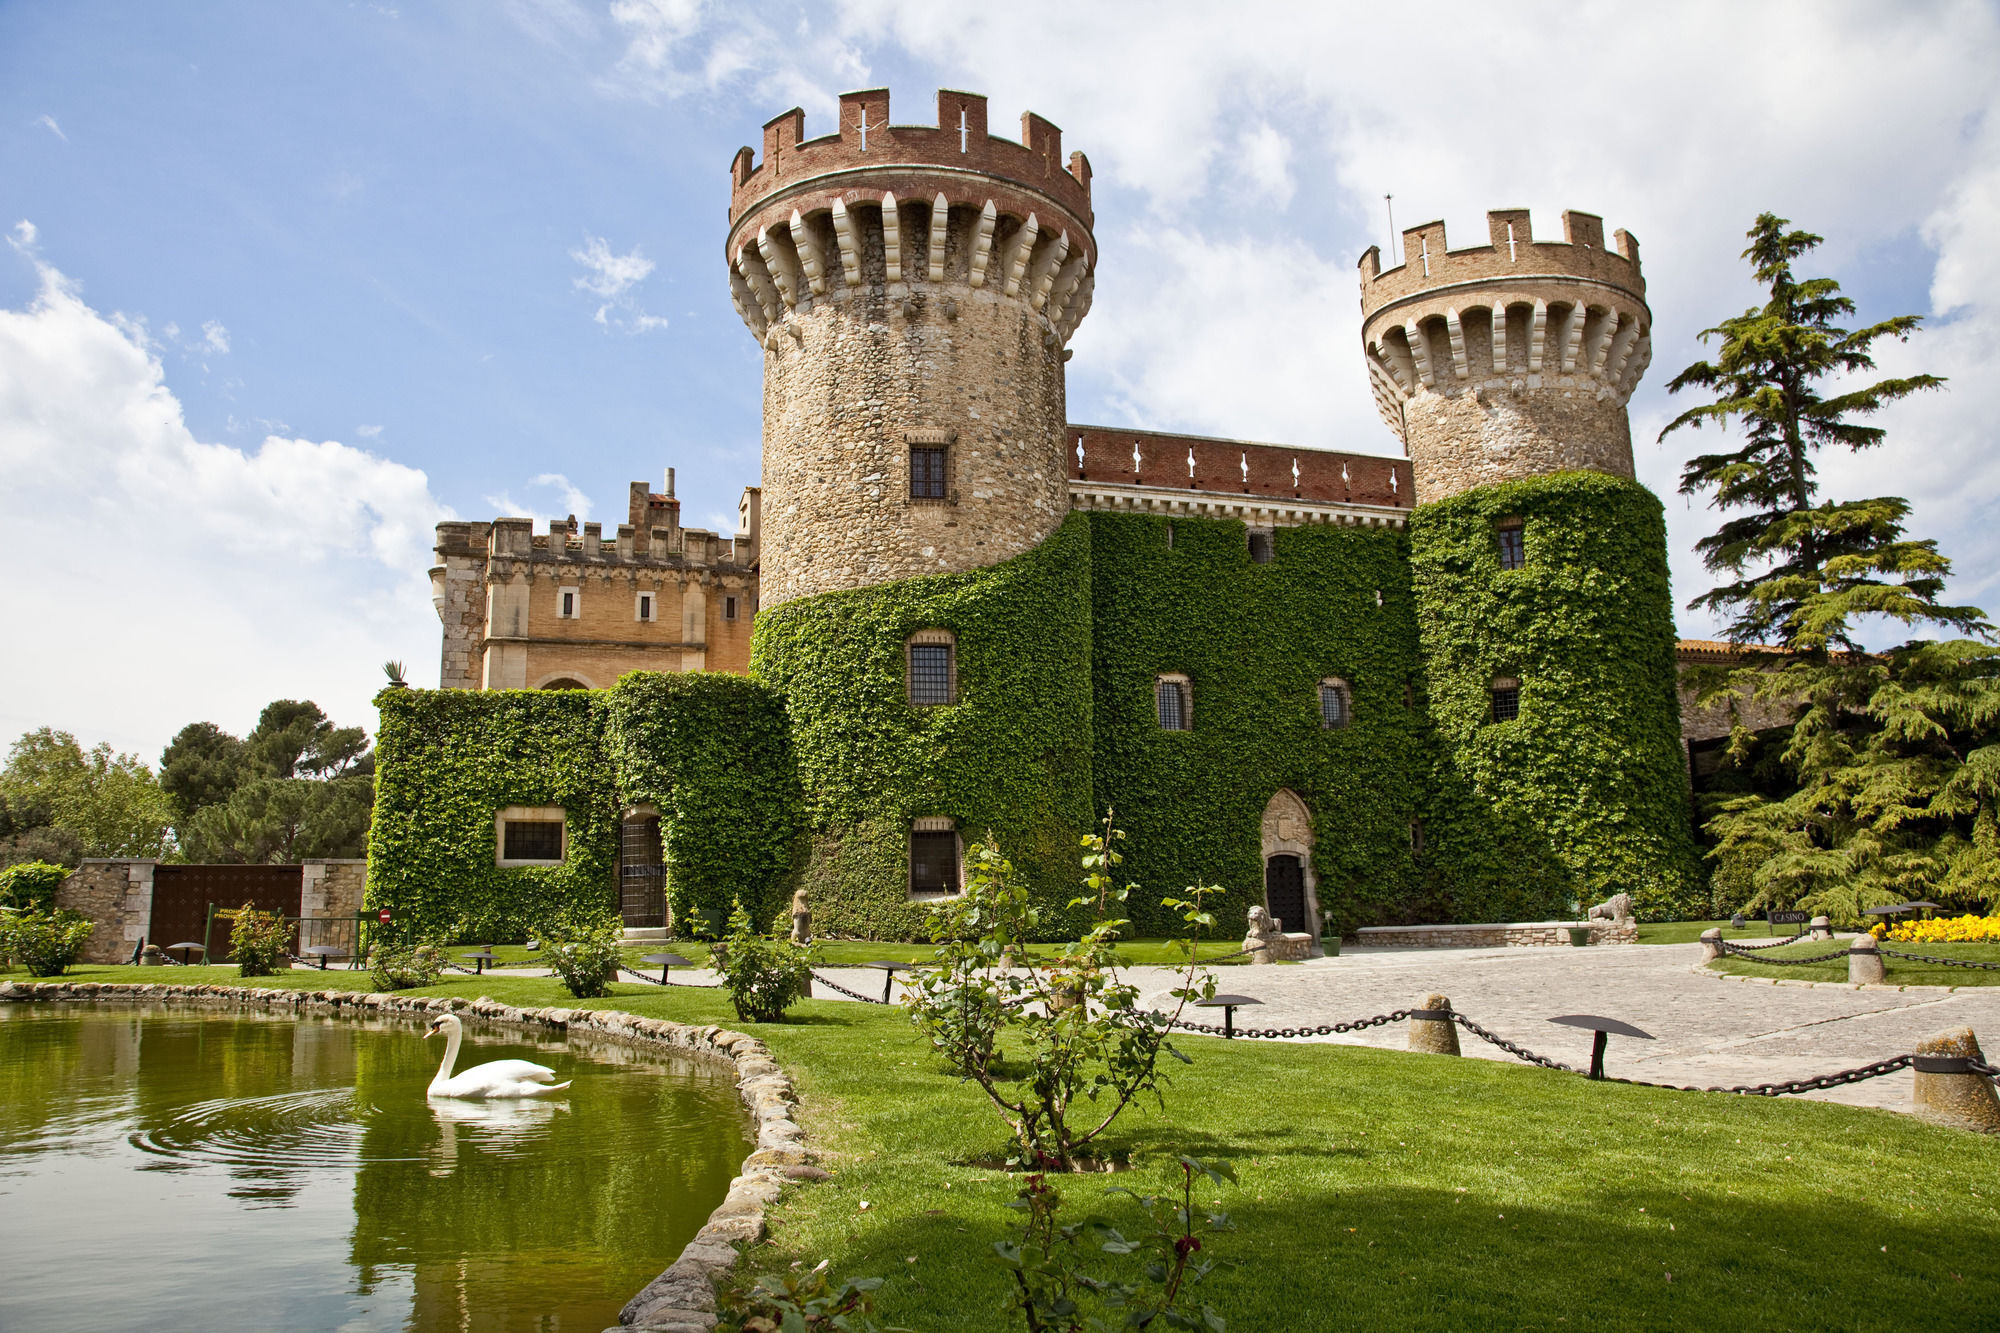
1707, 938, 2000, 987
1636, 919, 1814, 945
15, 960, 1999, 1330
449, 938, 1251, 970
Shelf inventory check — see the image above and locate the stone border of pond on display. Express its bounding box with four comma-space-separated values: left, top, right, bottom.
0, 979, 808, 1333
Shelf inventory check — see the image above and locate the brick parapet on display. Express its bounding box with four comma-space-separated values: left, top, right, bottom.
1070, 425, 1411, 509
1356, 920, 1636, 949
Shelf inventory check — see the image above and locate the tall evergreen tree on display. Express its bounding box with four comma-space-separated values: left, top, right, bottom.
1663, 214, 2000, 919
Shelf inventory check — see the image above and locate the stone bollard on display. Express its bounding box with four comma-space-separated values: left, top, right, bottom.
1408, 993, 1460, 1056
1810, 915, 1833, 941
1911, 1028, 2000, 1133
1849, 934, 1885, 985
1699, 928, 1724, 962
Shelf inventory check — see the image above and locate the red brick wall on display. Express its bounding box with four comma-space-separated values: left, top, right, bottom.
1069, 425, 1411, 509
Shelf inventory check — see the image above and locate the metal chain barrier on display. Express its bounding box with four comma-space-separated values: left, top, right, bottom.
1610, 1054, 1917, 1097
1878, 944, 2000, 970
810, 971, 892, 1004
1450, 1012, 1579, 1073
1168, 1008, 1414, 1039
1717, 939, 1854, 965
1970, 1057, 2000, 1080
616, 963, 717, 989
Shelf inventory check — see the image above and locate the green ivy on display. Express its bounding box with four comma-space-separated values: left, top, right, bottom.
605, 671, 805, 933
751, 514, 1097, 940
1408, 471, 1705, 920
1086, 511, 1428, 936
367, 688, 619, 941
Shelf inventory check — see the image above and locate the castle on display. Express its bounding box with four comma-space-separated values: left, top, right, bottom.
396, 88, 1704, 942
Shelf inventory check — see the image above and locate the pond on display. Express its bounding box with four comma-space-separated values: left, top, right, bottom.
0, 1004, 751, 1332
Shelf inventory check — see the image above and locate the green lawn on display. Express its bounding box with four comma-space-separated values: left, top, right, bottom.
1707, 938, 2000, 987
13, 960, 1998, 1330
1636, 919, 1814, 945
454, 937, 1251, 970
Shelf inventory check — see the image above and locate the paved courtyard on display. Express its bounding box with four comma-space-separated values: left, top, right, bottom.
814, 942, 2000, 1116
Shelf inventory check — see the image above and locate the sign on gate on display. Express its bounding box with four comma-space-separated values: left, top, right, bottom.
377, 907, 393, 925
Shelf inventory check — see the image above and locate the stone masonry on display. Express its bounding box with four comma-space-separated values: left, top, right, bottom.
1358, 209, 1652, 505
727, 89, 1097, 607
1356, 920, 1636, 948
53, 860, 156, 964
300, 859, 366, 921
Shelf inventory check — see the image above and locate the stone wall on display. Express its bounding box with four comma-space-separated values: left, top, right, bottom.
299, 859, 366, 921
52, 860, 155, 964
1356, 919, 1636, 949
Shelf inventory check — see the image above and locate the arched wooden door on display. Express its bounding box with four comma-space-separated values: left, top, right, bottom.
1264, 854, 1308, 934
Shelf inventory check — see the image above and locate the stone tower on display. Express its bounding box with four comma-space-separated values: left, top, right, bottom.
725, 88, 1098, 608
1358, 209, 1651, 505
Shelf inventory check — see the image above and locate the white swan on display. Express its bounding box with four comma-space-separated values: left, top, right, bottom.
423, 1013, 570, 1099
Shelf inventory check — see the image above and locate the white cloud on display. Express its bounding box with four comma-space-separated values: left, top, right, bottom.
34, 114, 65, 143
570, 235, 668, 333
0, 230, 449, 757
356, 423, 383, 438
199, 318, 229, 354
1234, 123, 1294, 208
485, 472, 597, 524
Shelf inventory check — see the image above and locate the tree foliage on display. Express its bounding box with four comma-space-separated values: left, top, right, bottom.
0, 728, 172, 860
162, 701, 375, 863
1665, 214, 2000, 919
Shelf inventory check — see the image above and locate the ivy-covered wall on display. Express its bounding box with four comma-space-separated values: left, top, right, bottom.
605, 672, 805, 932
1086, 512, 1428, 935
368, 674, 804, 941
368, 688, 619, 940
1408, 471, 1704, 920
750, 514, 1097, 940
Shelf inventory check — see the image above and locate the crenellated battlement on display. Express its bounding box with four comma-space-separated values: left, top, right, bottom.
729, 88, 1092, 233
723, 89, 1097, 353
1356, 208, 1652, 503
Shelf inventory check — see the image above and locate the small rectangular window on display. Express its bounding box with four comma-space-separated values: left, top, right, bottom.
1491, 678, 1521, 722
559, 587, 579, 619
637, 593, 654, 622
1248, 531, 1274, 564
724, 595, 739, 621
502, 820, 564, 862
911, 446, 949, 499
910, 829, 960, 895
909, 643, 953, 705
1156, 677, 1190, 731
1496, 522, 1525, 571
1319, 681, 1351, 729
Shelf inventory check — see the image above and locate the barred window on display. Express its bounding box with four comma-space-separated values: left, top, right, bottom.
910, 820, 960, 895
1156, 675, 1191, 731
907, 631, 957, 706
496, 806, 567, 866
1491, 676, 1521, 722
1496, 520, 1525, 571
911, 446, 949, 499
1319, 678, 1352, 730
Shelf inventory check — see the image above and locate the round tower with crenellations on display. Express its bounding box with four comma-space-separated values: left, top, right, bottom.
726, 88, 1098, 608
1358, 209, 1651, 505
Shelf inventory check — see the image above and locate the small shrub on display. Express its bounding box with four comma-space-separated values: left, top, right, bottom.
711, 904, 820, 1023
4, 908, 95, 978
222, 902, 293, 977
368, 942, 447, 990
0, 861, 69, 912
541, 917, 622, 998
716, 1262, 906, 1332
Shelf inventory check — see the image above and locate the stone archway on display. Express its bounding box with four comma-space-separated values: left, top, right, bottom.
1260, 789, 1322, 948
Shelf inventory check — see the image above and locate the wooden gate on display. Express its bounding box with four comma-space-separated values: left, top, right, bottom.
1264, 855, 1307, 935
150, 865, 303, 962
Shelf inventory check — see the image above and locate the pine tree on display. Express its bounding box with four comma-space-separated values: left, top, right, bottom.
1663, 214, 2000, 919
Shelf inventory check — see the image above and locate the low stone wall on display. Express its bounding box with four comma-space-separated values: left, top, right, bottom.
1356, 919, 1637, 949
0, 980, 810, 1332
52, 861, 156, 963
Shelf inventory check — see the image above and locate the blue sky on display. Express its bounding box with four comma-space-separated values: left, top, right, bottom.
4, 0, 1998, 759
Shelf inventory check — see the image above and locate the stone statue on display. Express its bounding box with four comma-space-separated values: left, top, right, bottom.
1587, 892, 1634, 924
790, 887, 812, 944
1242, 904, 1312, 964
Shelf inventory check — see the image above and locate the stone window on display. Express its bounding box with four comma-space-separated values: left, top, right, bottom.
907, 630, 957, 706
1490, 676, 1521, 722
909, 817, 961, 897
636, 592, 655, 622
910, 446, 949, 499
496, 806, 566, 867
1319, 678, 1352, 730
1247, 529, 1274, 564
558, 586, 580, 619
1156, 674, 1192, 731
1496, 519, 1526, 571
724, 595, 739, 621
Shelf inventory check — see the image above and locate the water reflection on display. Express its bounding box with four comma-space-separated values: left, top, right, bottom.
0, 1004, 751, 1332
